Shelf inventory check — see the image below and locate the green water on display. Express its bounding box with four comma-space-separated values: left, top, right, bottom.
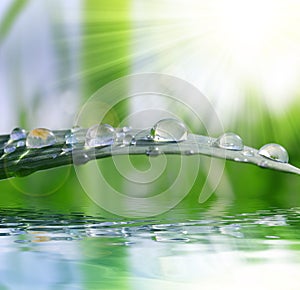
0, 204, 300, 290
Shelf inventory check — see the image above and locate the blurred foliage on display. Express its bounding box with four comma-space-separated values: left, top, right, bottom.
0, 0, 28, 44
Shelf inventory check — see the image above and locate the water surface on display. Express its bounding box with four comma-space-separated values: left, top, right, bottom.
0, 207, 299, 289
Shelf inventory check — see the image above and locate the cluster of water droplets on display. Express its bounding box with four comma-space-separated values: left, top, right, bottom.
70, 118, 188, 150
212, 131, 289, 164
3, 128, 27, 154
0, 118, 294, 173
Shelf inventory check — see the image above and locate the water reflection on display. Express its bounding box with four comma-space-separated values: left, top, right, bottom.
0, 208, 300, 289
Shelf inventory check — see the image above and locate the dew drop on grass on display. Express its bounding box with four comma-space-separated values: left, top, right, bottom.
132, 129, 151, 144
3, 128, 27, 154
259, 160, 269, 168
85, 124, 115, 148
123, 134, 133, 145
16, 140, 25, 148
73, 153, 90, 165
115, 131, 125, 143
4, 143, 16, 154
146, 146, 160, 157
65, 132, 78, 146
10, 127, 26, 141
26, 128, 56, 149
66, 126, 85, 145
122, 126, 131, 133
150, 118, 188, 142
234, 157, 248, 163
242, 149, 254, 157
258, 143, 289, 163
214, 132, 243, 151
71, 125, 81, 133
115, 126, 132, 143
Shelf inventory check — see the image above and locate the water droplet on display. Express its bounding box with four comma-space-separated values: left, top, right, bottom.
16, 140, 25, 148
234, 157, 248, 163
85, 124, 115, 148
259, 160, 269, 168
123, 134, 133, 145
122, 126, 131, 133
132, 129, 152, 144
65, 132, 78, 145
115, 126, 132, 143
258, 143, 289, 163
71, 125, 81, 133
242, 149, 254, 157
146, 146, 160, 157
207, 138, 214, 145
61, 146, 72, 154
26, 128, 56, 149
115, 131, 125, 143
214, 132, 243, 151
135, 130, 151, 140
4, 143, 16, 154
185, 150, 194, 155
10, 127, 26, 141
73, 153, 90, 165
150, 118, 188, 142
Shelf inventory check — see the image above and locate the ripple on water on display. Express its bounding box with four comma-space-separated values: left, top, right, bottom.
0, 208, 299, 246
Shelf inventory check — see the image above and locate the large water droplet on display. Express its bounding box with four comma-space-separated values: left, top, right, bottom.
26, 128, 56, 149
150, 118, 188, 142
258, 143, 289, 163
85, 124, 115, 148
10, 127, 26, 141
214, 132, 243, 151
